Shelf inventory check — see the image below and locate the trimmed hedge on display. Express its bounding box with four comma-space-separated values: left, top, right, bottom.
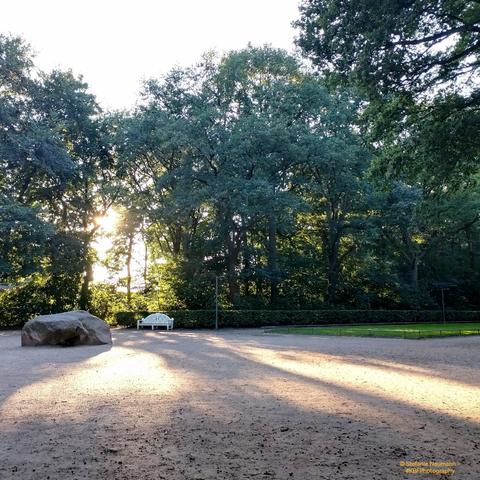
115, 309, 480, 329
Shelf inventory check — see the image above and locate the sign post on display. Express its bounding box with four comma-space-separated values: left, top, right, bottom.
432, 281, 457, 325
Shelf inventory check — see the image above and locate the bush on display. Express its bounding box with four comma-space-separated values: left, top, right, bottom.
115, 309, 480, 329
0, 280, 50, 329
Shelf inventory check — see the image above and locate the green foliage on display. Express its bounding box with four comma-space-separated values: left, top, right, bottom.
88, 283, 128, 324
0, 275, 81, 329
296, 0, 479, 98
0, 281, 47, 329
1, 36, 480, 326
0, 196, 54, 279
89, 283, 149, 324
296, 0, 480, 184
118, 46, 379, 309
114, 309, 480, 329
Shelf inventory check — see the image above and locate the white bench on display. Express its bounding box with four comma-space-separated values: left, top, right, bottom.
137, 313, 174, 331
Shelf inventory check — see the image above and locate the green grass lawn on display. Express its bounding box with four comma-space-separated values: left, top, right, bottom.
267, 323, 480, 339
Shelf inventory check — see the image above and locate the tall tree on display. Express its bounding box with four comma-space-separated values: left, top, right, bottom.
295, 0, 480, 183
34, 71, 119, 309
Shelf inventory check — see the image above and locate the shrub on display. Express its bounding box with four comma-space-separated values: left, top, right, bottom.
0, 280, 50, 329
115, 309, 480, 329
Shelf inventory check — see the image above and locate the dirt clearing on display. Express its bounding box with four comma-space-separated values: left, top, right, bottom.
1, 329, 479, 479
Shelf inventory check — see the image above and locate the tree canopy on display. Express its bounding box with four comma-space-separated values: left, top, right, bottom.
0, 29, 479, 325
296, 0, 480, 184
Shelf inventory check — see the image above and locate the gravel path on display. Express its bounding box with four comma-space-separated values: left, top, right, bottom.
1, 329, 479, 479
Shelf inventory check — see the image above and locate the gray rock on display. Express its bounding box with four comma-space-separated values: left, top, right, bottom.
22, 310, 112, 346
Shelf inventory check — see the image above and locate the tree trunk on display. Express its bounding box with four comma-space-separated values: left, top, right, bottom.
79, 210, 93, 311
242, 229, 251, 296
226, 238, 239, 303
171, 225, 182, 257
141, 221, 148, 289
256, 277, 263, 297
219, 208, 240, 304
409, 254, 419, 290
79, 255, 93, 310
326, 232, 340, 305
465, 227, 476, 272
126, 233, 134, 308
267, 212, 278, 307
143, 238, 148, 289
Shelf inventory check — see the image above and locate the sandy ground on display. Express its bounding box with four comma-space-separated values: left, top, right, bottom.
0, 329, 479, 480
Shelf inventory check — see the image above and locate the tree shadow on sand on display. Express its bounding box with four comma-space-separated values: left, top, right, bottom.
0, 329, 479, 479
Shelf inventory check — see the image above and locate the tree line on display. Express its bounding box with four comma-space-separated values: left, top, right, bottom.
1, 0, 479, 322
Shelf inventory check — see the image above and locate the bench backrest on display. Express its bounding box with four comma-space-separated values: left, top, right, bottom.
141, 313, 173, 324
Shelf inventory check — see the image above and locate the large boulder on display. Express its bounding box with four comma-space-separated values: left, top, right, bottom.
22, 310, 112, 347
